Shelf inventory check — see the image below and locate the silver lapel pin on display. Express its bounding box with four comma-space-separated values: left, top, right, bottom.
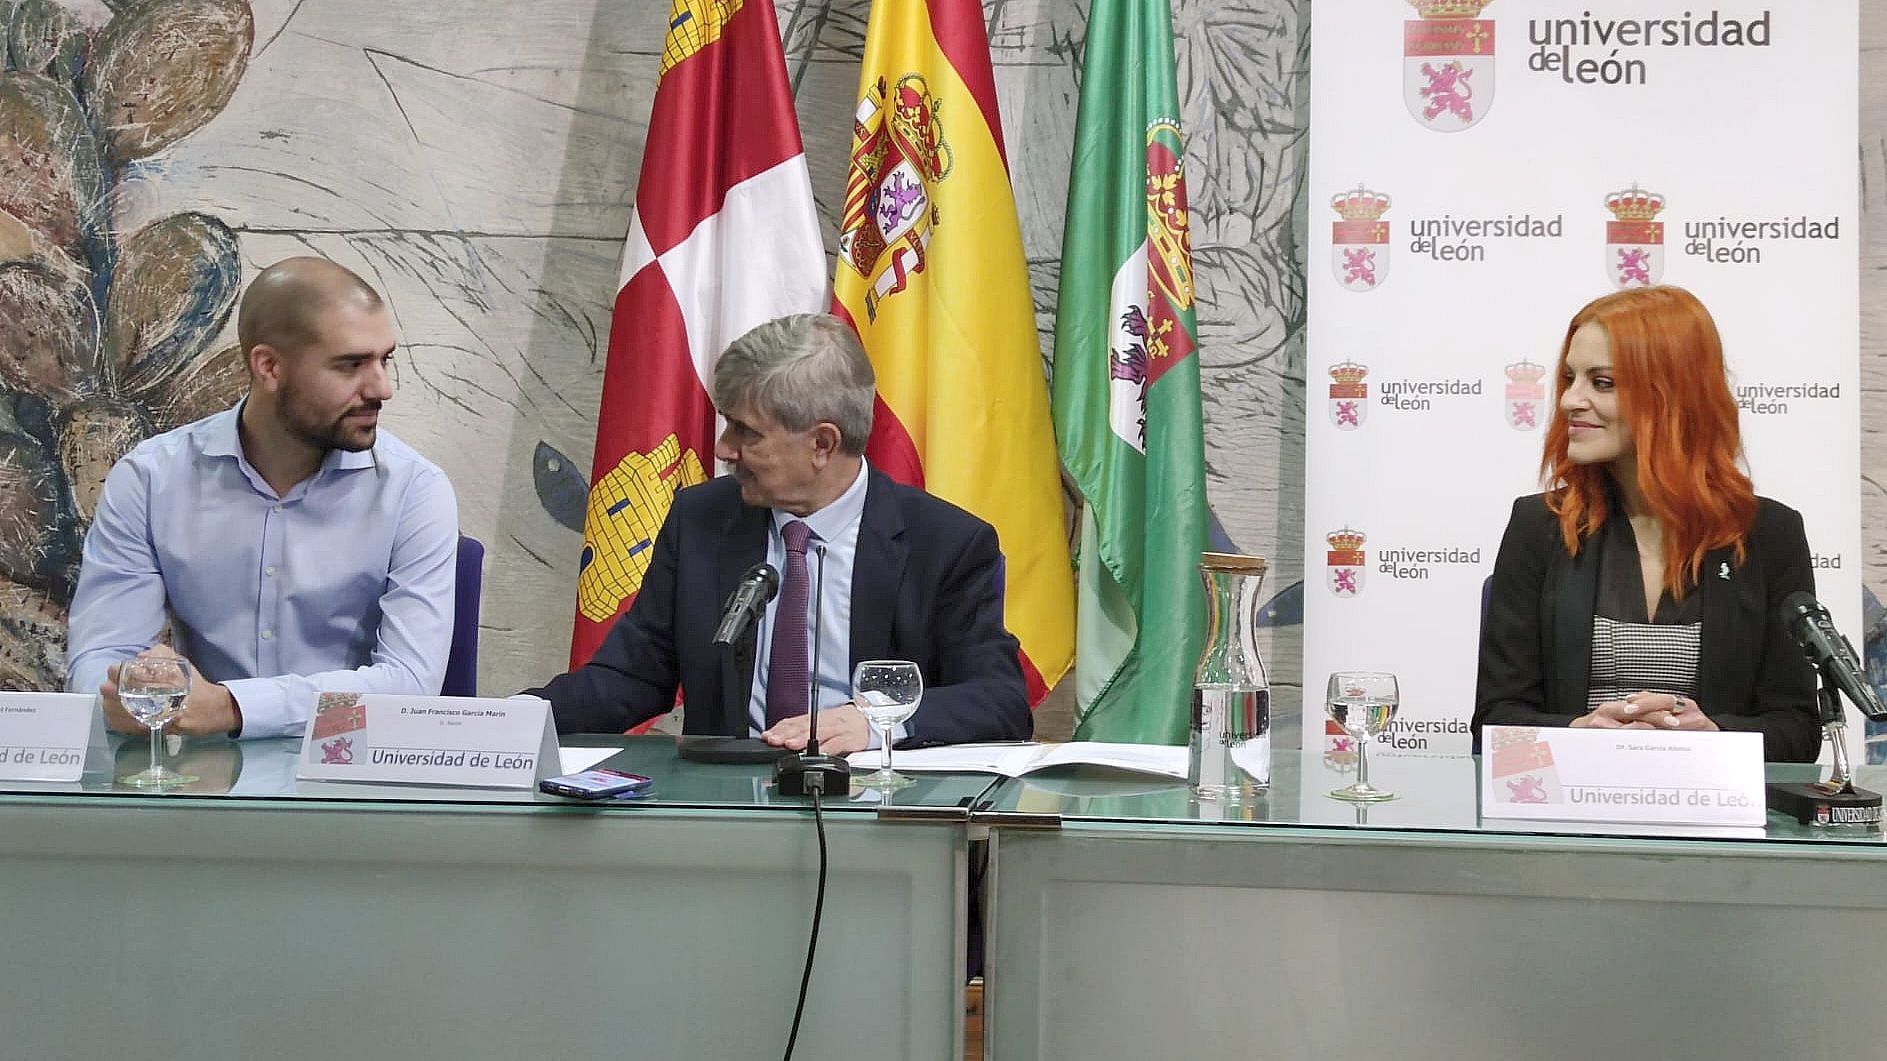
1719, 561, 1731, 580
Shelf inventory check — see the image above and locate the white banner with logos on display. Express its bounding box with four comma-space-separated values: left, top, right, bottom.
1305, 1, 1860, 760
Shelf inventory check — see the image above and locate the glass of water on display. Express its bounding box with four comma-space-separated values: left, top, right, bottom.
1325, 671, 1398, 803
852, 660, 923, 789
119, 657, 198, 788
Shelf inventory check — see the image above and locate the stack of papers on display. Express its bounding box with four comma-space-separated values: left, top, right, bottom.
845, 741, 1188, 780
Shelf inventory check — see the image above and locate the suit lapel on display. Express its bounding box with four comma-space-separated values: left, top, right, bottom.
851, 470, 908, 670
1697, 544, 1751, 711
713, 501, 770, 735
1552, 533, 1599, 715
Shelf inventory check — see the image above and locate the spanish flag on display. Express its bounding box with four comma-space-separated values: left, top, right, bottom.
832, 0, 1073, 703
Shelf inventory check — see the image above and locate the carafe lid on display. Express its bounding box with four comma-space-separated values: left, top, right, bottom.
1200, 551, 1266, 575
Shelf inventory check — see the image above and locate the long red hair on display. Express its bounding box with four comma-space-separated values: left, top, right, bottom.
1540, 285, 1756, 598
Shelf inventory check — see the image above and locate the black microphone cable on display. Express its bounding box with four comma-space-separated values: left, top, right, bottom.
781, 784, 829, 1061
783, 540, 835, 1061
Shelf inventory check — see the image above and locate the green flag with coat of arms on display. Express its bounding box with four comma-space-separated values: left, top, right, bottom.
1052, 0, 1209, 744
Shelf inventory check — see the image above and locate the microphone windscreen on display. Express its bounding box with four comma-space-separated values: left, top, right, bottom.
1779, 590, 1818, 625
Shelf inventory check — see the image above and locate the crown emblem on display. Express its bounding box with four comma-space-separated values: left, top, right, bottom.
1329, 361, 1369, 385
1605, 184, 1665, 222
1331, 185, 1391, 221
1407, 0, 1492, 17
1504, 359, 1547, 384
1326, 528, 1366, 553
1486, 727, 1540, 752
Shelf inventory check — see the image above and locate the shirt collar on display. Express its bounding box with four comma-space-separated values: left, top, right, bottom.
329, 446, 380, 471
772, 459, 869, 544
199, 401, 245, 459
201, 398, 379, 472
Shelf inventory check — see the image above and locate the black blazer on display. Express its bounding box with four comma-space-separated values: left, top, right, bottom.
530, 467, 1031, 746
1472, 493, 1819, 762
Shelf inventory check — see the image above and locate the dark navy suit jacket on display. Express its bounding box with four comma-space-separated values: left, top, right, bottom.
531, 467, 1031, 746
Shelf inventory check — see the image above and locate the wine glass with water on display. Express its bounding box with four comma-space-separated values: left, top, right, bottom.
852, 660, 923, 789
119, 657, 199, 788
1325, 672, 1398, 803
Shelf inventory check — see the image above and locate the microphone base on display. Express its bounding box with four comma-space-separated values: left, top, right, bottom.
774, 753, 851, 798
677, 736, 794, 765
1766, 780, 1883, 828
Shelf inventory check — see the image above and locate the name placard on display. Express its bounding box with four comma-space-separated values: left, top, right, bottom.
0, 692, 103, 782
297, 693, 557, 789
1481, 725, 1765, 827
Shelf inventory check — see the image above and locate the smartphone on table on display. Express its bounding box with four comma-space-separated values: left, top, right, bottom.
539, 767, 654, 800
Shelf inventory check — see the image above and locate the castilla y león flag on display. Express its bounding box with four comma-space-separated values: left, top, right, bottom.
831, 0, 1074, 703
571, 0, 825, 666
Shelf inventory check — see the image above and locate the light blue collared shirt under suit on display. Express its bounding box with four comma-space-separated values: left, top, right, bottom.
745, 460, 898, 748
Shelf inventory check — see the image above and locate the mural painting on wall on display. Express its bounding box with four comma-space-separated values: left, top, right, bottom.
0, 0, 254, 687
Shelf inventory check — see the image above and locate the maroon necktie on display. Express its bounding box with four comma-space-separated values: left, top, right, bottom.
764, 520, 813, 725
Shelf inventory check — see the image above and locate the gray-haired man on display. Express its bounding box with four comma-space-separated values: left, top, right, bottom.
530, 313, 1030, 752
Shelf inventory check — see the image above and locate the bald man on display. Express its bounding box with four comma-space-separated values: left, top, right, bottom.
66, 258, 459, 740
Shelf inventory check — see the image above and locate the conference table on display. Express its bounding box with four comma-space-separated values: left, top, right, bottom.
976, 749, 1887, 1061
0, 735, 988, 1061
6, 734, 1887, 1061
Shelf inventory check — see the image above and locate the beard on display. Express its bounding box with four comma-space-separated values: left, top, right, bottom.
280, 387, 380, 453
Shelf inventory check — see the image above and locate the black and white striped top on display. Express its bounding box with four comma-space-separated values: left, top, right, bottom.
1587, 616, 1701, 710
1585, 515, 1703, 710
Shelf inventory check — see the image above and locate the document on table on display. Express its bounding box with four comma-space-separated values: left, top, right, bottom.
557, 746, 619, 775
845, 742, 1187, 780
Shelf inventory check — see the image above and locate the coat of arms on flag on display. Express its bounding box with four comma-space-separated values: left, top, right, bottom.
838, 73, 955, 322
576, 435, 706, 623
661, 0, 744, 72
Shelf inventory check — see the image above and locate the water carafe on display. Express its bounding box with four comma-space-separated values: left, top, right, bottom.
1189, 552, 1271, 801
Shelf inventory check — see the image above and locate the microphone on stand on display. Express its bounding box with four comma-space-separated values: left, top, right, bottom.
1767, 591, 1884, 827
1780, 592, 1887, 720
776, 542, 850, 797
712, 563, 780, 646
679, 563, 787, 764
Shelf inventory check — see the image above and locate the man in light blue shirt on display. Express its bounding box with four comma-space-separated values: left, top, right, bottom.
66, 257, 458, 740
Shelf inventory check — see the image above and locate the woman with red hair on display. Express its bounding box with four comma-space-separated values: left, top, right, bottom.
1473, 285, 1820, 761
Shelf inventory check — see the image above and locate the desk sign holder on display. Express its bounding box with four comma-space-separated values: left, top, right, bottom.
0, 692, 105, 782
1481, 725, 1765, 828
297, 693, 557, 789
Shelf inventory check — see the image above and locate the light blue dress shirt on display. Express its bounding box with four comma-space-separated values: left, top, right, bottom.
65, 403, 459, 739
746, 461, 897, 748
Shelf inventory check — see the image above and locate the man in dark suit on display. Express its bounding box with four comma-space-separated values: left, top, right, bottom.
531, 313, 1030, 753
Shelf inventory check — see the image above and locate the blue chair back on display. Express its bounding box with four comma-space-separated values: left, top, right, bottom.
443, 534, 484, 697
1479, 572, 1493, 647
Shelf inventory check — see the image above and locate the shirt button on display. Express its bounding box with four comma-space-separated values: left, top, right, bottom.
265, 566, 277, 577
273, 504, 283, 513
261, 629, 274, 641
